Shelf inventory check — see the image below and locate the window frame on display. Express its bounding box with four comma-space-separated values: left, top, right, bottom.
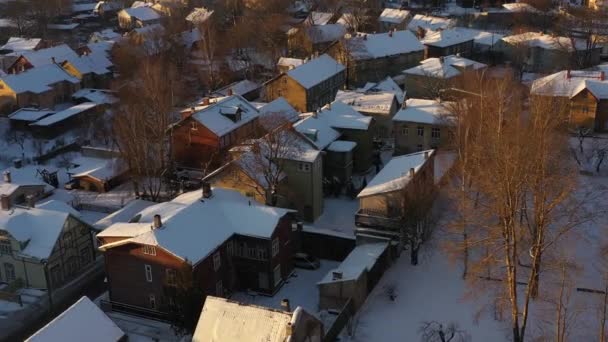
431, 127, 441, 139
145, 264, 153, 282
0, 239, 11, 255
213, 252, 221, 271
143, 245, 157, 256
4, 263, 15, 282
417, 126, 424, 137
166, 268, 177, 286
272, 238, 280, 257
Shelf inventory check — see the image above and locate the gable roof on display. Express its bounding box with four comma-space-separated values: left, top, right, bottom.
306, 11, 334, 25
8, 108, 55, 122
379, 8, 410, 24
450, 27, 504, 46
30, 102, 99, 127
318, 242, 388, 284
258, 97, 300, 124
1, 63, 79, 94
286, 54, 345, 89
193, 296, 293, 342
99, 188, 291, 264
394, 98, 449, 124
345, 30, 424, 60
501, 32, 589, 51
293, 115, 341, 150
26, 296, 124, 342
0, 166, 55, 196
531, 70, 608, 99
360, 76, 406, 104
407, 14, 454, 32
403, 55, 486, 79
68, 156, 127, 182
121, 6, 161, 21
336, 90, 396, 115
18, 44, 80, 67
421, 28, 475, 48
1, 37, 41, 53
190, 95, 260, 137
358, 149, 435, 197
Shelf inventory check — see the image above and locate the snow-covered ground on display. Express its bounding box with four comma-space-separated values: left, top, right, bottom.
0, 288, 46, 318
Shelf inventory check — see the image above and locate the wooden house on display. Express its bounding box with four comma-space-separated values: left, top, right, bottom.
171, 95, 260, 169
393, 99, 451, 155
420, 28, 475, 58
378, 9, 411, 33
98, 187, 296, 314
264, 54, 346, 112
117, 6, 162, 30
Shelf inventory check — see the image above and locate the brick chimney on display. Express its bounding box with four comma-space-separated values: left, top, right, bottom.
202, 182, 212, 198
202, 97, 210, 106
1, 195, 9, 211
153, 214, 162, 229
409, 167, 415, 178
281, 299, 291, 312
601, 71, 605, 81
227, 88, 233, 96
3, 171, 11, 184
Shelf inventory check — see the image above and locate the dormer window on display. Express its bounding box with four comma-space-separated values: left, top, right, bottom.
303, 128, 318, 142
220, 106, 242, 122
0, 239, 11, 255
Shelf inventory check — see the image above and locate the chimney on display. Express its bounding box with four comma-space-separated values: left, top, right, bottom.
153, 214, 162, 229
286, 322, 293, 336
281, 299, 291, 312
0, 195, 9, 211
332, 271, 343, 280
424, 151, 429, 159
409, 167, 415, 177
227, 88, 233, 96
567, 69, 571, 79
3, 171, 11, 184
202, 97, 210, 106
202, 182, 212, 198
601, 71, 605, 81
26, 195, 35, 208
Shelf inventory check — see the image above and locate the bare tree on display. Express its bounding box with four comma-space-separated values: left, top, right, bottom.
418, 321, 470, 342
4, 0, 31, 36
555, 7, 607, 69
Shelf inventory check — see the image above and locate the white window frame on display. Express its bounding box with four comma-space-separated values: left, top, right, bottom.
145, 264, 153, 282
272, 238, 279, 257
417, 126, 424, 137
213, 252, 221, 271
143, 245, 156, 256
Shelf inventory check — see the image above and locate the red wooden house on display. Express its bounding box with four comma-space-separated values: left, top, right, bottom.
170, 94, 260, 169
97, 186, 296, 314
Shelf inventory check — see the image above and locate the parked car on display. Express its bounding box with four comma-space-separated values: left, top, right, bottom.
293, 253, 320, 269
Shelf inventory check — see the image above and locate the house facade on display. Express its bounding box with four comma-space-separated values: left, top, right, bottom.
264, 54, 346, 112
326, 30, 424, 88
336, 89, 400, 140
393, 99, 450, 154
421, 29, 475, 58
98, 187, 296, 313
0, 198, 97, 290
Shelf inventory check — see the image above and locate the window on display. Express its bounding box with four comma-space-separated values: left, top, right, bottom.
248, 246, 257, 259
417, 126, 424, 137
80, 247, 91, 265
213, 252, 221, 271
145, 264, 153, 282
191, 121, 198, 131
273, 264, 282, 286
149, 294, 156, 309
0, 240, 11, 255
166, 268, 177, 286
4, 263, 15, 282
431, 127, 441, 139
257, 247, 268, 260
297, 163, 311, 173
63, 232, 73, 248
216, 280, 223, 297
272, 238, 279, 257
143, 245, 156, 256
401, 127, 408, 136
226, 241, 234, 256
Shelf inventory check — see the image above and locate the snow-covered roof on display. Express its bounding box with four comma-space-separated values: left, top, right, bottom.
69, 156, 127, 182
94, 199, 156, 230
277, 57, 304, 70
359, 77, 406, 104
0, 63, 79, 94
286, 54, 345, 89
318, 242, 388, 284
190, 95, 260, 137
450, 27, 504, 46
327, 140, 357, 152
304, 24, 346, 44
31, 102, 98, 127
67, 50, 113, 76
121, 6, 161, 21
0, 166, 55, 196
421, 29, 475, 48
259, 97, 300, 124
312, 101, 372, 130
336, 90, 396, 115
1, 37, 41, 53
26, 296, 124, 342
99, 188, 292, 264
97, 222, 153, 238
293, 115, 341, 150
72, 2, 97, 13
72, 88, 118, 105
531, 70, 608, 99
502, 3, 540, 13
394, 98, 449, 124
358, 150, 435, 197
306, 11, 334, 25
37, 200, 81, 218
18, 44, 80, 67
379, 8, 410, 24
0, 205, 69, 259
192, 296, 294, 342
501, 32, 589, 51
90, 29, 121, 43
403, 55, 486, 79
214, 80, 261, 98
186, 7, 214, 24
8, 108, 55, 122
407, 14, 454, 32
345, 30, 424, 60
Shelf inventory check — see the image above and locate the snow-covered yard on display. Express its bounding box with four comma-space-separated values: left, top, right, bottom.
0, 288, 46, 318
